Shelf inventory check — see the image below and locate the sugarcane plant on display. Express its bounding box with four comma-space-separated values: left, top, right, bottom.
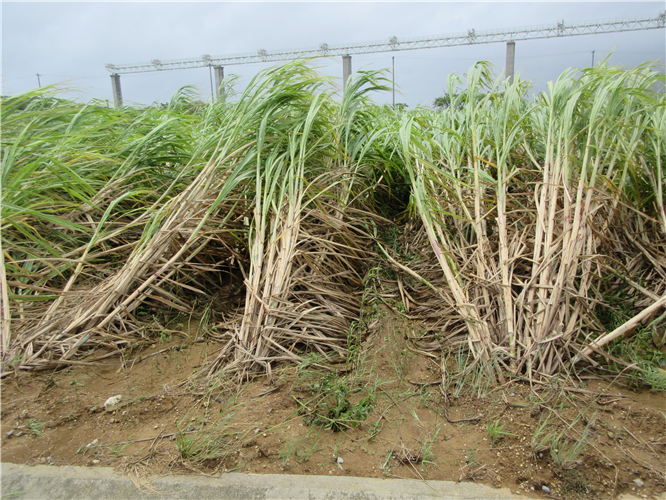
2, 59, 664, 387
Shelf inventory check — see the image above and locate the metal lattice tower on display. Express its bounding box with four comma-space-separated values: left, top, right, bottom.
105, 11, 665, 105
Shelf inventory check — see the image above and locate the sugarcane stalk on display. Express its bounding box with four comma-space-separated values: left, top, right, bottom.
0, 242, 11, 356
577, 295, 666, 361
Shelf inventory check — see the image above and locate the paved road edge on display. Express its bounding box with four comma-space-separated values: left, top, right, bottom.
1, 462, 530, 500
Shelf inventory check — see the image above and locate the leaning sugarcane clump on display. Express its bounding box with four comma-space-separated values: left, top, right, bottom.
205, 69, 389, 381
385, 60, 666, 380
1, 62, 385, 378
1, 81, 252, 372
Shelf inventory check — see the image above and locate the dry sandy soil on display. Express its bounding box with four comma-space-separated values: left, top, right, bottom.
2, 309, 665, 499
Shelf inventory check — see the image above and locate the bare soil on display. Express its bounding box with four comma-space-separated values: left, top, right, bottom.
2, 311, 665, 499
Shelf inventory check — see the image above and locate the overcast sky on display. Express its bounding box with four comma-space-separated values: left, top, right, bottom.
2, 1, 664, 108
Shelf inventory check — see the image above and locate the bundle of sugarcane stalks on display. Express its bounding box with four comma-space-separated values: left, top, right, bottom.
378, 59, 666, 380
1, 59, 665, 384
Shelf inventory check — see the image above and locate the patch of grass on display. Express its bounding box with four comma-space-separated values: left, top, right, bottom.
597, 286, 666, 392
176, 399, 247, 466
404, 408, 441, 473
378, 224, 402, 255
609, 326, 666, 392
365, 266, 384, 290
76, 439, 100, 455
279, 440, 295, 467
379, 445, 396, 476
550, 432, 589, 470
2, 490, 30, 498
448, 346, 494, 399
595, 286, 635, 332
419, 423, 440, 473
417, 386, 437, 408
295, 354, 378, 432
530, 411, 591, 469
531, 414, 557, 455
62, 412, 80, 422
389, 346, 412, 384
294, 353, 329, 389
177, 416, 239, 464
279, 427, 322, 466
561, 468, 589, 495
636, 367, 666, 392
296, 371, 376, 432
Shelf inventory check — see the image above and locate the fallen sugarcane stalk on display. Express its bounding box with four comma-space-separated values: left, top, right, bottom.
575, 294, 666, 362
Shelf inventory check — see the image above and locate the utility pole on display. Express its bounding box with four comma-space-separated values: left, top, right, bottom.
214, 66, 225, 100
392, 56, 395, 107
342, 55, 352, 90
36, 73, 42, 87
591, 50, 595, 67
208, 65, 214, 100
505, 41, 516, 84
110, 74, 123, 108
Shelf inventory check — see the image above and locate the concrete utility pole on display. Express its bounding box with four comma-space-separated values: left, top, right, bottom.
392, 56, 395, 107
110, 74, 123, 108
36, 74, 42, 87
342, 55, 352, 90
505, 41, 516, 84
214, 66, 225, 100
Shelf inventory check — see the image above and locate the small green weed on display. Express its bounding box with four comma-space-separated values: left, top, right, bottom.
420, 424, 440, 472
107, 440, 131, 456
389, 347, 412, 384
531, 414, 556, 455
637, 367, 666, 392
27, 419, 47, 436
379, 444, 396, 475
407, 409, 440, 473
346, 321, 363, 369
465, 448, 479, 467
367, 420, 382, 441
2, 490, 30, 498
486, 419, 517, 445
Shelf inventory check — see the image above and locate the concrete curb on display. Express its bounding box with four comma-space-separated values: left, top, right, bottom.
1, 462, 530, 500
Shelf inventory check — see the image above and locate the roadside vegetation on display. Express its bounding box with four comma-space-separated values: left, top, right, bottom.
2, 57, 665, 496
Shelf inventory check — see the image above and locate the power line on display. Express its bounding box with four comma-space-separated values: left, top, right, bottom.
105, 12, 665, 75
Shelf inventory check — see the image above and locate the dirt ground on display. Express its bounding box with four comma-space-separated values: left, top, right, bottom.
2, 309, 665, 499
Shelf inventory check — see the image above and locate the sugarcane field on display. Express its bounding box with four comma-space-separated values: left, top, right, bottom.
1, 60, 665, 498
